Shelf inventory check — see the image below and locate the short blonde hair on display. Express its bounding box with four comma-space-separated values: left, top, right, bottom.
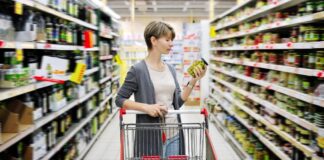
144, 21, 175, 50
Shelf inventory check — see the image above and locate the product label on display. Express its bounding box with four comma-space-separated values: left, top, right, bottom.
15, 2, 23, 15
70, 62, 86, 84
16, 49, 23, 61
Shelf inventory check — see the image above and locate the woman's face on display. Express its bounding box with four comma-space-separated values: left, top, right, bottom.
154, 33, 173, 54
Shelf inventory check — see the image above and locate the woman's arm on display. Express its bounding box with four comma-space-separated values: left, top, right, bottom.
115, 66, 167, 117
123, 100, 167, 117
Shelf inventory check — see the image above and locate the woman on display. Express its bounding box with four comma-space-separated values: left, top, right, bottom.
115, 21, 206, 158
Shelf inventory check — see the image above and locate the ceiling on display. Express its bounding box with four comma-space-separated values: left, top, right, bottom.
106, 0, 236, 19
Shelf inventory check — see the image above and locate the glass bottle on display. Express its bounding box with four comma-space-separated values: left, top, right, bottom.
46, 17, 53, 43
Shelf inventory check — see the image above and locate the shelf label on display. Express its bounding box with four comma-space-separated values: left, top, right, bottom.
287, 42, 293, 48
44, 43, 52, 49
317, 71, 324, 78
15, 2, 23, 15
16, 49, 24, 61
0, 40, 5, 48
70, 63, 86, 84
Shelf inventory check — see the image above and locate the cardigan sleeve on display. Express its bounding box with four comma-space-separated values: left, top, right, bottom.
115, 66, 138, 108
175, 76, 185, 107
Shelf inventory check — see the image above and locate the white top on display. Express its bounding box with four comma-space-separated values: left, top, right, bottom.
147, 63, 178, 139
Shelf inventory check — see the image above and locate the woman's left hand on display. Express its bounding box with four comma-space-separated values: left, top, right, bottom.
192, 65, 207, 81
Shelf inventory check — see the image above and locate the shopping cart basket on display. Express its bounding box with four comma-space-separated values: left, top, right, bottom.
119, 108, 217, 160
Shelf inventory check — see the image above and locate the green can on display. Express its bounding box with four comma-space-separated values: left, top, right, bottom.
187, 58, 208, 78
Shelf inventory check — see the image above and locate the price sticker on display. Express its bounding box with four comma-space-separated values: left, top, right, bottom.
44, 43, 52, 49
70, 63, 86, 84
317, 71, 324, 78
0, 40, 5, 48
287, 42, 293, 48
15, 2, 23, 15
16, 49, 24, 61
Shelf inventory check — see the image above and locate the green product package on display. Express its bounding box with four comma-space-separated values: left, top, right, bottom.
187, 58, 208, 78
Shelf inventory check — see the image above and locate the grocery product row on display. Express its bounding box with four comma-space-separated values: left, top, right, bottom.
0, 0, 121, 159
210, 0, 324, 159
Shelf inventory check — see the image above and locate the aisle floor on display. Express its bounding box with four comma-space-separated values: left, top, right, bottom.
84, 107, 241, 160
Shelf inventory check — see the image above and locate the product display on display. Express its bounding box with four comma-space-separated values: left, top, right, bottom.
0, 1, 119, 160
210, 0, 324, 160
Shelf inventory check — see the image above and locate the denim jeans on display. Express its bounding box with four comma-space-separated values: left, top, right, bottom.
163, 134, 180, 158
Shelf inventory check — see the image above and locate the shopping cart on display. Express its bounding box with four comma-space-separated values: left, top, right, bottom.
119, 108, 217, 160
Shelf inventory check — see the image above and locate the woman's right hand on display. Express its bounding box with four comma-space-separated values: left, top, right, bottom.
144, 104, 168, 117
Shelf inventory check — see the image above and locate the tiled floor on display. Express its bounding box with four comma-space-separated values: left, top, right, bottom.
84, 107, 240, 160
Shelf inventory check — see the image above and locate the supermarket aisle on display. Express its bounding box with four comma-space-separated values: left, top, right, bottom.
84, 107, 240, 160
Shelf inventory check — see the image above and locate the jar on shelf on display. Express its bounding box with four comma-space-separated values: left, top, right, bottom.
317, 1, 324, 12
316, 51, 324, 70
253, 142, 264, 160
291, 27, 299, 43
297, 4, 306, 17
306, 1, 316, 15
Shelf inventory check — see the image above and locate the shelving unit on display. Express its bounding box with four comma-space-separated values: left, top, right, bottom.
210, 0, 324, 159
76, 108, 118, 160
209, 92, 291, 160
0, 0, 121, 159
0, 88, 99, 152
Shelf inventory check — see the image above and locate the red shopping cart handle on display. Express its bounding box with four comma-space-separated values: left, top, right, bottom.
141, 156, 160, 160
120, 108, 209, 116
168, 155, 189, 160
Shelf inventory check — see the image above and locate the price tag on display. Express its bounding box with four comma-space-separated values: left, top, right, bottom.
15, 2, 23, 15
16, 49, 24, 61
317, 71, 324, 78
70, 63, 86, 84
287, 42, 293, 48
0, 40, 5, 48
44, 43, 52, 49
114, 54, 123, 65
266, 85, 272, 90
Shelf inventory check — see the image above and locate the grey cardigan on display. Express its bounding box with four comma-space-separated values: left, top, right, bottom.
115, 60, 184, 111
115, 60, 186, 157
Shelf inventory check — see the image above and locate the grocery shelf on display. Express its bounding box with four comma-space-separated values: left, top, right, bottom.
215, 0, 307, 31
210, 42, 324, 50
79, 47, 99, 51
40, 106, 101, 160
76, 108, 118, 160
0, 82, 55, 101
210, 84, 315, 157
99, 94, 113, 109
214, 12, 324, 41
210, 66, 324, 108
0, 41, 35, 49
35, 43, 78, 50
0, 88, 99, 152
31, 1, 98, 30
99, 34, 113, 39
84, 0, 120, 19
111, 32, 120, 37
112, 47, 120, 51
99, 75, 112, 84
210, 0, 254, 23
210, 114, 252, 160
0, 67, 98, 102
209, 76, 318, 133
99, 55, 113, 60
210, 93, 291, 160
85, 67, 99, 76
210, 57, 323, 77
